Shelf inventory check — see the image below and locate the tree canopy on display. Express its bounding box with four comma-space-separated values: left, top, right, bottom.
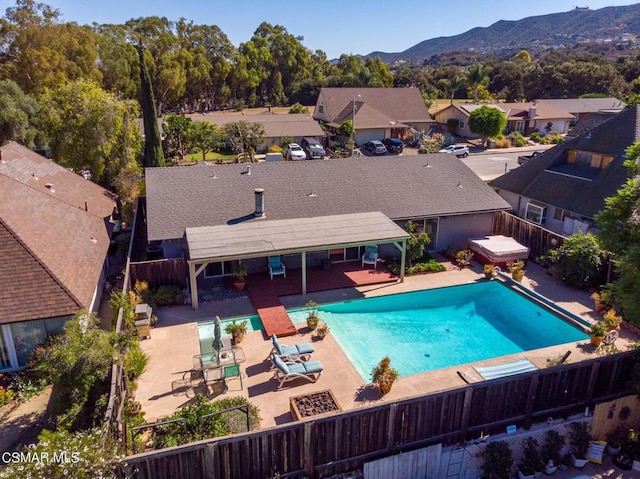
468, 106, 507, 147
223, 120, 265, 162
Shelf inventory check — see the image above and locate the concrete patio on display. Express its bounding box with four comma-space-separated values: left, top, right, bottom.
135, 261, 637, 431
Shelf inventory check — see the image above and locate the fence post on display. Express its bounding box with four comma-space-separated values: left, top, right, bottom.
523, 375, 539, 430
459, 387, 474, 442
586, 361, 601, 403
304, 421, 315, 478
386, 403, 398, 451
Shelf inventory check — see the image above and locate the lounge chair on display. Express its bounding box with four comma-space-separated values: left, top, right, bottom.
362, 245, 379, 269
272, 354, 323, 389
268, 256, 286, 279
458, 358, 537, 383
270, 334, 314, 362
603, 330, 619, 345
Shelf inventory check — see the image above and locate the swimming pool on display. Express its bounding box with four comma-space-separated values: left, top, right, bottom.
287, 281, 588, 381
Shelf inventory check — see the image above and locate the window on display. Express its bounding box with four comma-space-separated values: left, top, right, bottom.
553, 208, 567, 221
590, 154, 602, 168
318, 105, 324, 114
204, 260, 234, 278
514, 121, 525, 132
567, 150, 577, 164
525, 203, 547, 225
459, 120, 465, 129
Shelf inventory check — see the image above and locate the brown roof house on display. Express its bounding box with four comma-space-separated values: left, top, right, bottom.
143, 154, 510, 306
489, 105, 640, 236
537, 97, 626, 127
433, 102, 573, 139
313, 88, 433, 145
0, 142, 118, 371
186, 112, 325, 153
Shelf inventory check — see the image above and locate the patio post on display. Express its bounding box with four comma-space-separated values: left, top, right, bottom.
301, 251, 307, 295
399, 238, 407, 282
188, 261, 199, 310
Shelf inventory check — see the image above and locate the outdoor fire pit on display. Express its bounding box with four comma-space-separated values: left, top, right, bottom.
289, 389, 342, 420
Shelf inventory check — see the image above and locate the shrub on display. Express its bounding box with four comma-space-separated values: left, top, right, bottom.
547, 232, 607, 289
494, 138, 511, 148
7, 371, 48, 402
124, 341, 149, 380
478, 440, 512, 479
288, 102, 309, 114
268, 144, 284, 154
405, 260, 446, 275
110, 290, 138, 331
153, 394, 260, 449
153, 285, 182, 305
529, 131, 542, 143
371, 357, 398, 394
508, 131, 527, 147
0, 428, 123, 479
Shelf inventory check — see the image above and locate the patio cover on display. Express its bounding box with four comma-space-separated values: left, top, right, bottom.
186, 211, 409, 309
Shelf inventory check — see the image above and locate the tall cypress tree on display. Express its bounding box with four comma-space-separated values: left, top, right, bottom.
138, 46, 164, 168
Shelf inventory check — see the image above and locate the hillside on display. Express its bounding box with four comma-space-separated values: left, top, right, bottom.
367, 4, 640, 63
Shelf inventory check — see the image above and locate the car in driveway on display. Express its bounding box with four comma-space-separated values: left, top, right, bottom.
382, 138, 403, 153
286, 143, 306, 160
439, 144, 470, 158
362, 140, 387, 155
300, 137, 326, 159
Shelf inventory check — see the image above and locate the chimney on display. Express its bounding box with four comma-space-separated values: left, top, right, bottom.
528, 107, 537, 119
254, 188, 265, 217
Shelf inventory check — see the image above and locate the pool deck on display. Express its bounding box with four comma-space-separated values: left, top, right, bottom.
135, 261, 637, 438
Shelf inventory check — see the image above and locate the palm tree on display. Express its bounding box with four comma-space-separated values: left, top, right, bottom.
437, 75, 465, 105
466, 63, 489, 104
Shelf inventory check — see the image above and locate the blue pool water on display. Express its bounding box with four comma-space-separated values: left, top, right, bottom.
287, 281, 588, 381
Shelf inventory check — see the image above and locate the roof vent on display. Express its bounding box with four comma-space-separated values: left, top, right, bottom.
84, 200, 88, 211
254, 188, 265, 217
457, 181, 462, 188
45, 183, 55, 193
247, 166, 251, 175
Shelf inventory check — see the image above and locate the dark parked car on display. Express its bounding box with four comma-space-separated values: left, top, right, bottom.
300, 137, 326, 159
362, 140, 387, 155
382, 138, 403, 153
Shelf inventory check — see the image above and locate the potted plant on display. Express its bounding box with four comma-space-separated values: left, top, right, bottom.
603, 308, 622, 331
233, 263, 247, 292
305, 300, 320, 330
568, 422, 592, 468
484, 264, 496, 279
477, 440, 513, 479
606, 425, 629, 456
589, 321, 607, 347
224, 319, 248, 344
541, 429, 565, 475
590, 291, 608, 314
316, 322, 330, 340
517, 437, 542, 479
371, 356, 399, 394
507, 260, 526, 282
455, 249, 473, 269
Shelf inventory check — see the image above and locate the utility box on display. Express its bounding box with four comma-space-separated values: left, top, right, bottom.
135, 303, 152, 339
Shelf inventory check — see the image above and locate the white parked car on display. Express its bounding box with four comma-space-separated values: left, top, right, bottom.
439, 145, 470, 158
286, 143, 306, 160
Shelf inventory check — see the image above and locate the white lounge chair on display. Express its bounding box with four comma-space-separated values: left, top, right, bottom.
458, 358, 538, 383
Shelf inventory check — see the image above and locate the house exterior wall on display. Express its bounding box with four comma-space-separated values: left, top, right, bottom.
434, 213, 496, 251
355, 128, 388, 144
433, 108, 477, 138
534, 119, 569, 135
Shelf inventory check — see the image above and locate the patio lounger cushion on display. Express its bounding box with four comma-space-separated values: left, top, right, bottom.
271, 334, 314, 361
272, 355, 323, 388
458, 358, 537, 383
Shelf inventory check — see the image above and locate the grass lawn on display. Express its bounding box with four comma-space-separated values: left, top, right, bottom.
180, 151, 237, 164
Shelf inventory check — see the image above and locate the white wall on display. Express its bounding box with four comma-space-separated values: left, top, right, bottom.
534, 120, 569, 135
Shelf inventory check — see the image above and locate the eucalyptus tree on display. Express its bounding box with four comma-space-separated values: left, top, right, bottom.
0, 79, 42, 147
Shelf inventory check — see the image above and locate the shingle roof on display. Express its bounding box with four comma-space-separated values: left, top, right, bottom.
145, 155, 512, 242
186, 113, 324, 139
489, 105, 640, 219
457, 102, 573, 120
538, 98, 627, 114
0, 142, 117, 323
567, 112, 618, 138
326, 102, 410, 130
316, 88, 432, 125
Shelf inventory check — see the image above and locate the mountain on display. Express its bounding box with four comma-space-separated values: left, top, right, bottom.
367, 4, 640, 64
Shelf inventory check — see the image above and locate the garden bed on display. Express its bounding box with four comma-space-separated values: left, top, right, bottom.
289, 389, 342, 420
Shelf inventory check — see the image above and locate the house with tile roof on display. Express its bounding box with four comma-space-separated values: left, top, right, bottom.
143, 155, 511, 295
313, 88, 433, 145
537, 97, 626, 127
0, 142, 118, 371
489, 105, 639, 236
433, 102, 573, 139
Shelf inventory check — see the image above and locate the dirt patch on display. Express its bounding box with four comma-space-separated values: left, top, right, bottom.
0, 387, 51, 453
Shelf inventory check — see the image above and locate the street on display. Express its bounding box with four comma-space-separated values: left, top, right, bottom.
460, 145, 554, 181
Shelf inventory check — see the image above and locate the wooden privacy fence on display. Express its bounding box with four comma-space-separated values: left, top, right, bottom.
121, 351, 639, 479
129, 258, 188, 290
492, 211, 566, 261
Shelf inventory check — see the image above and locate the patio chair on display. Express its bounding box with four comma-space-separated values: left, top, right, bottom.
270, 334, 314, 363
272, 354, 323, 389
361, 245, 379, 269
222, 363, 243, 392
268, 256, 286, 279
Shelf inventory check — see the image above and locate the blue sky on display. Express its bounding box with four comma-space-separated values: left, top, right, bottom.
40, 0, 639, 58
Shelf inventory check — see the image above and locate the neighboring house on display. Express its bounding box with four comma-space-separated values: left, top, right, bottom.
537, 97, 626, 126
143, 155, 511, 291
489, 105, 639, 236
433, 102, 573, 138
565, 111, 618, 139
313, 88, 433, 145
186, 113, 325, 153
0, 142, 118, 371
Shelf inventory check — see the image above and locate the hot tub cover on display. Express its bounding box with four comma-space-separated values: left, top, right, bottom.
468, 235, 529, 262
